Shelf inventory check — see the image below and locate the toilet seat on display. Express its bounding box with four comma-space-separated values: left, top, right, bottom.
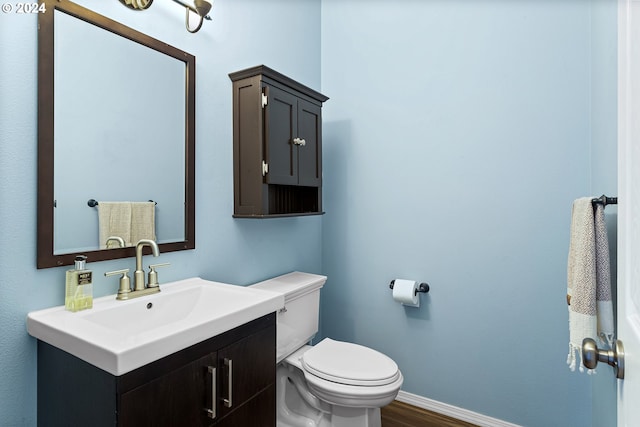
302, 338, 401, 386
281, 339, 404, 410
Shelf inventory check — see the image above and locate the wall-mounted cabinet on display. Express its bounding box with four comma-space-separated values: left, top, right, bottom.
229, 65, 329, 218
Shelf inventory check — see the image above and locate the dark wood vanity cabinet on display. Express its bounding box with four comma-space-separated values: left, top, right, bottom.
229, 65, 329, 218
37, 314, 276, 427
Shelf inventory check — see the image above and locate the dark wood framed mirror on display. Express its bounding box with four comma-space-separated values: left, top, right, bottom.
37, 0, 195, 268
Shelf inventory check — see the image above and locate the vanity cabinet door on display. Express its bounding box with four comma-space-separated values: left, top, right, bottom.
119, 352, 217, 427
215, 385, 275, 427
215, 323, 276, 425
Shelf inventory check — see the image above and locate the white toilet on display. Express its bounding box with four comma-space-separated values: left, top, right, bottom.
251, 272, 403, 427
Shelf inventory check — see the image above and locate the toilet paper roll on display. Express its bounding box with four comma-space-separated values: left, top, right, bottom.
392, 279, 420, 307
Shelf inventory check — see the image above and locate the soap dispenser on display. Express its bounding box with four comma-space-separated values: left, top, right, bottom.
65, 255, 93, 312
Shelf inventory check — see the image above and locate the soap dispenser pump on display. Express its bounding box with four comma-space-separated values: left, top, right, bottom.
65, 255, 93, 312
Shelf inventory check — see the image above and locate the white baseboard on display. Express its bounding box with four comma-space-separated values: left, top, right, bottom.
395, 390, 523, 427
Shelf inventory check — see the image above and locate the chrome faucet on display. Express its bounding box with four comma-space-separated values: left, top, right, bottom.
134, 239, 159, 291
104, 239, 169, 300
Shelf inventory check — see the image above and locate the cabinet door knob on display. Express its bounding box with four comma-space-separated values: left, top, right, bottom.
293, 138, 306, 146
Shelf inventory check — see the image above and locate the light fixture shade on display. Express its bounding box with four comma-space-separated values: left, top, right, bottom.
119, 0, 153, 10
194, 0, 212, 17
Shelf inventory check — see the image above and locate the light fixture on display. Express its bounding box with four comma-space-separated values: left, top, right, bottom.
118, 0, 213, 33
171, 0, 212, 33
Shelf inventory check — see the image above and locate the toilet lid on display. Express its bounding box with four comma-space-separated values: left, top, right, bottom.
302, 338, 400, 387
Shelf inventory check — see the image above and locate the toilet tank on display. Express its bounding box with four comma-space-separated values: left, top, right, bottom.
250, 272, 326, 363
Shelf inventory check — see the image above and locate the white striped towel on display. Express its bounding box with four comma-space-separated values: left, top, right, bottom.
566, 197, 615, 373
594, 204, 614, 346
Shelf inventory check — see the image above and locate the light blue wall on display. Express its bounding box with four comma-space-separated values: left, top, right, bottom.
320, 1, 616, 427
0, 0, 321, 425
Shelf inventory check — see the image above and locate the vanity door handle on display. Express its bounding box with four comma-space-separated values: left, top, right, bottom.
293, 137, 306, 147
223, 358, 233, 408
205, 366, 216, 419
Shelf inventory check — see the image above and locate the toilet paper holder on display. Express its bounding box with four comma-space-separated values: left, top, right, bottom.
389, 280, 430, 294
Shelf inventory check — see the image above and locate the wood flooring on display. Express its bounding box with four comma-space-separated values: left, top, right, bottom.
381, 400, 480, 427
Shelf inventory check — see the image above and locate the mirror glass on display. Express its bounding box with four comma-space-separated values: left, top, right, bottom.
38, 0, 196, 268
53, 11, 186, 253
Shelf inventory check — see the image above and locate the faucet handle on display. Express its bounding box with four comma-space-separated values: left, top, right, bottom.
105, 269, 131, 300
148, 263, 170, 288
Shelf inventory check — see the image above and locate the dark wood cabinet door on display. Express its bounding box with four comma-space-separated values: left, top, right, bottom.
216, 325, 276, 422
215, 385, 275, 427
119, 352, 217, 427
297, 98, 322, 187
265, 85, 322, 188
264, 85, 298, 186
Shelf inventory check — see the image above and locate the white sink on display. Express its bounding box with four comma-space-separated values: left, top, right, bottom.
27, 277, 284, 376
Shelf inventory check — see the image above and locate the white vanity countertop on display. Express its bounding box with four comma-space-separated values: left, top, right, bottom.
27, 277, 284, 376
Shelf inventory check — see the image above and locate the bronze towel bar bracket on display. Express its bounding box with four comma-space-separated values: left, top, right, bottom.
591, 195, 617, 207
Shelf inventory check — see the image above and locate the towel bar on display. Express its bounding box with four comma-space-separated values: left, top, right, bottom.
87, 199, 157, 207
